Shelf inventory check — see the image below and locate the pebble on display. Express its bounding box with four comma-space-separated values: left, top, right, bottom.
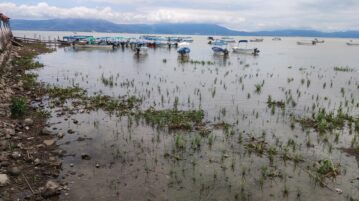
96, 163, 100, 168
0, 174, 9, 186
5, 128, 15, 136
57, 132, 65, 138
81, 153, 91, 160
11, 151, 21, 159
43, 139, 55, 146
8, 166, 21, 176
41, 128, 55, 135
23, 118, 34, 126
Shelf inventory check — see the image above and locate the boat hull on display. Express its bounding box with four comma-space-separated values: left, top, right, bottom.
232, 47, 259, 55
74, 44, 114, 49
212, 47, 229, 55
347, 42, 359, 46
297, 41, 316, 46
177, 47, 190, 56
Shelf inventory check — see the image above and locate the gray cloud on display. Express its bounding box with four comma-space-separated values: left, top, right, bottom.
1, 0, 359, 31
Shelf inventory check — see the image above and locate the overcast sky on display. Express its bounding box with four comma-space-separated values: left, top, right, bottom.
1, 0, 359, 31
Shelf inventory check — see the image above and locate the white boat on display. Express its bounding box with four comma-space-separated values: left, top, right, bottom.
272, 37, 282, 41
232, 40, 260, 55
73, 43, 114, 49
347, 40, 359, 46
221, 37, 236, 43
313, 38, 325, 43
297, 40, 316, 46
250, 38, 264, 42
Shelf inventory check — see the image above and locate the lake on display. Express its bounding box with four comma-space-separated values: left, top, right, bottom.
14, 30, 359, 201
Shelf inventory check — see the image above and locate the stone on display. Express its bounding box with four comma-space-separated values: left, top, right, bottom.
23, 118, 34, 126
81, 153, 91, 160
41, 180, 60, 198
8, 166, 21, 176
34, 158, 41, 165
41, 128, 55, 136
57, 133, 64, 139
67, 129, 75, 134
11, 151, 21, 159
96, 163, 100, 168
0, 174, 9, 186
5, 128, 15, 136
43, 139, 55, 146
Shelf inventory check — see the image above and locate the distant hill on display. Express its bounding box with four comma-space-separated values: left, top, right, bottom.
10, 18, 359, 38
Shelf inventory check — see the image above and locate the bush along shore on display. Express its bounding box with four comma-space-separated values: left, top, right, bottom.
0, 43, 64, 200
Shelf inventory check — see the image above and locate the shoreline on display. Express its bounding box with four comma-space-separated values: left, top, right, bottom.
0, 42, 62, 200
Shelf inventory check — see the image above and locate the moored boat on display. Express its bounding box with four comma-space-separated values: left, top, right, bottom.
272, 37, 282, 41
346, 40, 359, 46
313, 38, 325, 43
232, 40, 260, 55
297, 40, 316, 46
221, 37, 236, 43
250, 38, 264, 42
211, 40, 229, 55
177, 42, 191, 56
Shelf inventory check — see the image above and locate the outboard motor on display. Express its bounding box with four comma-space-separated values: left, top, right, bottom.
254, 48, 260, 55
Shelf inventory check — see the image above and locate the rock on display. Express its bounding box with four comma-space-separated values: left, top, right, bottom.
5, 128, 15, 136
67, 129, 75, 134
11, 151, 21, 159
81, 153, 91, 160
8, 166, 21, 176
41, 128, 55, 135
43, 139, 55, 146
0, 174, 9, 186
41, 180, 60, 198
96, 163, 100, 168
24, 118, 34, 126
335, 188, 343, 194
34, 158, 41, 165
57, 133, 64, 139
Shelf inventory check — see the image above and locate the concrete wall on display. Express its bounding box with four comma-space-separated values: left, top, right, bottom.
0, 16, 12, 68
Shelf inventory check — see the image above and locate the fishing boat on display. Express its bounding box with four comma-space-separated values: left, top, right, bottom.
177, 42, 191, 56
73, 36, 114, 49
221, 37, 236, 43
181, 37, 194, 43
232, 40, 260, 55
346, 40, 359, 46
313, 38, 325, 43
297, 40, 316, 46
211, 40, 229, 55
272, 37, 282, 41
250, 38, 264, 42
59, 35, 93, 46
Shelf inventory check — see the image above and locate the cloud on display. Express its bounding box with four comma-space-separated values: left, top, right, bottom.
1, 1, 359, 31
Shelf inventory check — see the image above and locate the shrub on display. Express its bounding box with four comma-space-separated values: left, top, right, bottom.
10, 96, 28, 118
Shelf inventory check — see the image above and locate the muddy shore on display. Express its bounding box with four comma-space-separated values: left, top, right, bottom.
0, 42, 62, 201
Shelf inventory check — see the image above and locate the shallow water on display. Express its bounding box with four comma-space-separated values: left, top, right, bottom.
15, 31, 359, 200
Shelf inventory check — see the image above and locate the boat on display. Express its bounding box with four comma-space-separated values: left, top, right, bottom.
297, 40, 316, 46
221, 37, 236, 43
208, 36, 214, 41
59, 35, 93, 46
346, 40, 359, 46
134, 46, 148, 55
177, 42, 191, 56
313, 38, 325, 43
232, 40, 260, 55
73, 36, 115, 49
250, 38, 264, 42
272, 37, 282, 41
211, 40, 229, 55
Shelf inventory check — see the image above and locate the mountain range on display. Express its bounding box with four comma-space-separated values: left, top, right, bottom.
10, 18, 359, 38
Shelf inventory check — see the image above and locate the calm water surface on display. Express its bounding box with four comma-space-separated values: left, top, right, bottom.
14, 31, 359, 201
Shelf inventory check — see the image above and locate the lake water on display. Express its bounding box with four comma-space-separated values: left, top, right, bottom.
14, 30, 359, 201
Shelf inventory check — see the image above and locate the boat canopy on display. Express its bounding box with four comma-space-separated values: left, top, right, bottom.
239, 40, 248, 43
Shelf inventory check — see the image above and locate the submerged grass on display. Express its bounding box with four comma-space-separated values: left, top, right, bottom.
141, 108, 204, 130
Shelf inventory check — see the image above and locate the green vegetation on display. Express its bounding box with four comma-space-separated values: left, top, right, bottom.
298, 108, 354, 133
334, 66, 354, 72
10, 96, 28, 118
141, 109, 204, 130
314, 159, 340, 179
